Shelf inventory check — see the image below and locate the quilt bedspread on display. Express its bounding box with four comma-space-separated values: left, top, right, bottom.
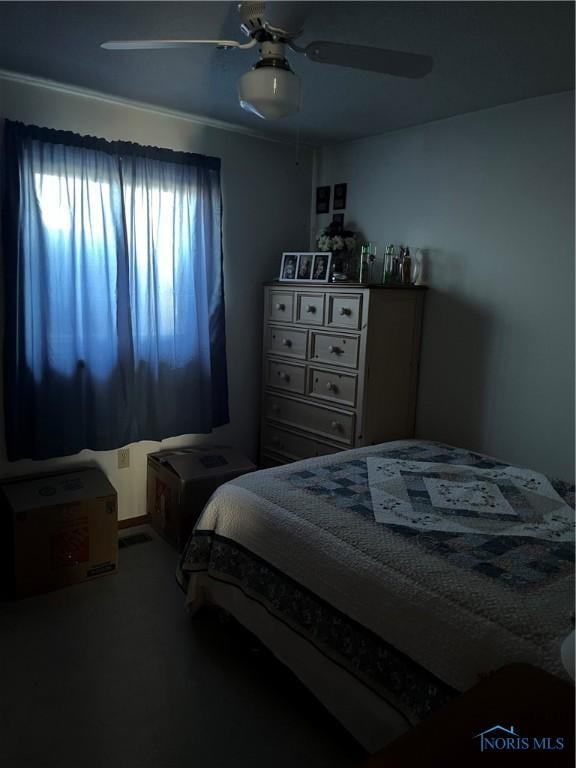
179, 440, 574, 726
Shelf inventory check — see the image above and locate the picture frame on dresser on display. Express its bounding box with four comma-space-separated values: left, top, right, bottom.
280, 252, 332, 282
279, 253, 298, 281
297, 253, 313, 280
312, 253, 332, 282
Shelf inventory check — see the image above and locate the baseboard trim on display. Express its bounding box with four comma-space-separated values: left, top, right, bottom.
118, 514, 149, 530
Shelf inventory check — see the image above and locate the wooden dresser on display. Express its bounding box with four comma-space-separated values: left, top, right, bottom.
260, 282, 427, 466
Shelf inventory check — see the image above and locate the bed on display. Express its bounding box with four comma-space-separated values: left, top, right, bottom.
177, 440, 575, 752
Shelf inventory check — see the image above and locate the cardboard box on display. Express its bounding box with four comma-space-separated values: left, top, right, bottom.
147, 446, 256, 549
0, 468, 118, 598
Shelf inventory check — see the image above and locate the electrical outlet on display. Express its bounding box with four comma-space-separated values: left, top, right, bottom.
117, 447, 130, 469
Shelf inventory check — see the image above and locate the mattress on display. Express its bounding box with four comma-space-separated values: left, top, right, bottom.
178, 440, 574, 750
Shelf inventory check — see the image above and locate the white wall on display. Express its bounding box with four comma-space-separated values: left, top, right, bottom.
0, 73, 314, 519
314, 92, 575, 481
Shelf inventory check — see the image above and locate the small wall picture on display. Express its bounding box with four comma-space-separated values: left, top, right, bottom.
297, 253, 313, 280
316, 185, 331, 214
312, 252, 332, 282
331, 213, 345, 233
333, 183, 347, 211
280, 252, 298, 281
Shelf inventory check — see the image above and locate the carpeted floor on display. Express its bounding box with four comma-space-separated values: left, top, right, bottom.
0, 526, 362, 768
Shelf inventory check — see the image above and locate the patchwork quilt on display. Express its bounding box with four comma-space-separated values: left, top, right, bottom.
179, 440, 574, 727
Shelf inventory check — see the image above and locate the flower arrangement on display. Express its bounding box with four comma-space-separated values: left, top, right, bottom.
316, 222, 357, 253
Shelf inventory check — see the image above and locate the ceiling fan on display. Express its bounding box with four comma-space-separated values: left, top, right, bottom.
101, 1, 434, 120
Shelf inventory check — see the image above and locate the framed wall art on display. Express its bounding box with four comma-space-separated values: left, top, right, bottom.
333, 183, 347, 211
331, 213, 345, 232
315, 185, 331, 214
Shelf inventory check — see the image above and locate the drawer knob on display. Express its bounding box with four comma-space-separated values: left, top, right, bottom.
331, 420, 342, 431
339, 307, 352, 316
271, 404, 280, 413
326, 382, 337, 393
278, 372, 290, 382
271, 436, 281, 446
281, 338, 292, 347
328, 345, 341, 354
305, 305, 316, 313
276, 303, 286, 311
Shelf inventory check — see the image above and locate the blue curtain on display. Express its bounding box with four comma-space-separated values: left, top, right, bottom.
2, 121, 228, 460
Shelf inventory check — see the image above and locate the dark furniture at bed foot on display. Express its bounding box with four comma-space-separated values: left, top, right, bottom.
361, 663, 574, 767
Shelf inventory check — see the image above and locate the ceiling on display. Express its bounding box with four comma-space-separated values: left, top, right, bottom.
0, 1, 573, 145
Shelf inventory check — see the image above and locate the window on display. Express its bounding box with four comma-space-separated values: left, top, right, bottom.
2, 121, 228, 460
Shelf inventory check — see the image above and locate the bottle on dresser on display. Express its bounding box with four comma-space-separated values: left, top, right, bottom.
401, 246, 412, 283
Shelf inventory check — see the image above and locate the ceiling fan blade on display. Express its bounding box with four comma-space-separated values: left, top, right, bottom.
101, 39, 254, 51
304, 41, 433, 79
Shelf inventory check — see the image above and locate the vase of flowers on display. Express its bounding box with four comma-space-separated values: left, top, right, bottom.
316, 222, 358, 281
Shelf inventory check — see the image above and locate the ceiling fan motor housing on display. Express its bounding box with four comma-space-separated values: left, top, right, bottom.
257, 40, 291, 66
239, 1, 305, 41
239, 2, 267, 37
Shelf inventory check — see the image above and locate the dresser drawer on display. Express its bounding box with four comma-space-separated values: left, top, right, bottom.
262, 424, 340, 461
310, 331, 360, 369
309, 367, 358, 408
268, 290, 294, 323
264, 393, 355, 445
327, 292, 363, 330
266, 325, 307, 359
266, 358, 306, 394
295, 293, 325, 326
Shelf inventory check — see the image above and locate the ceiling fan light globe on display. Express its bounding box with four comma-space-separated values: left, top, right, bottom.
238, 67, 301, 120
